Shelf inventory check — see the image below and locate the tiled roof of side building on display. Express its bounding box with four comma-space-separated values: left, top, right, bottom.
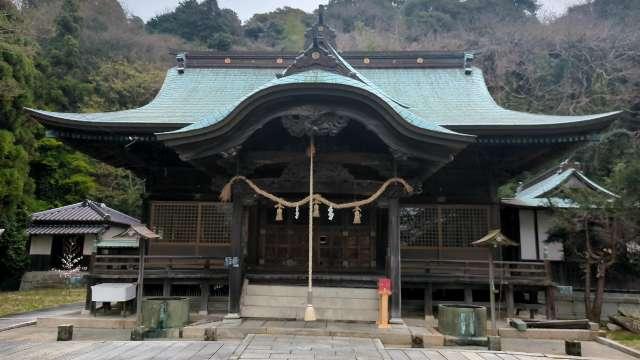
502, 162, 618, 208
31, 200, 140, 226
25, 65, 622, 133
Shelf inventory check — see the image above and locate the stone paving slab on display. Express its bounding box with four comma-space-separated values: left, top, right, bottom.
0, 334, 635, 360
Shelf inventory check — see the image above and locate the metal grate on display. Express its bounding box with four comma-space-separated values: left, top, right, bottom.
400, 207, 438, 247
150, 202, 232, 245
400, 206, 489, 248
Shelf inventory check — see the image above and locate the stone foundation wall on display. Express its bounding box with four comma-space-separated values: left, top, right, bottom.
20, 271, 87, 291
557, 291, 640, 320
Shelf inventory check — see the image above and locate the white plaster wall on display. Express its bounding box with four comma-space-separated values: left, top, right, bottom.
30, 235, 53, 255
83, 234, 96, 255
537, 210, 564, 261
519, 209, 537, 260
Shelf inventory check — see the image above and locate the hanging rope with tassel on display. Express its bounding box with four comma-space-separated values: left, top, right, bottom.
219, 175, 413, 221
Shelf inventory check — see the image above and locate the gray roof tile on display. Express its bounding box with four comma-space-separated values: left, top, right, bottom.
31, 200, 140, 226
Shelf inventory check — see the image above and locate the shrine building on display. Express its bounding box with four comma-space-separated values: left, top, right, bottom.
26, 11, 623, 322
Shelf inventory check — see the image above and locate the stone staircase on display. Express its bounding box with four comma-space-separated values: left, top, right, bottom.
240, 281, 379, 322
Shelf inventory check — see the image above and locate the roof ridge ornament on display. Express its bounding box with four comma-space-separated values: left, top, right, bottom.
278, 5, 358, 80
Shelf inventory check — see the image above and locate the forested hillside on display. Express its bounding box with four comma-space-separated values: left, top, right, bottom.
0, 0, 638, 289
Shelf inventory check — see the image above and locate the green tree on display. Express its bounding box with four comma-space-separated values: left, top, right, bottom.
82, 60, 164, 112
325, 0, 403, 33
0, 1, 38, 289
244, 7, 312, 50
546, 129, 640, 321
38, 0, 90, 111
147, 0, 241, 50
30, 138, 97, 207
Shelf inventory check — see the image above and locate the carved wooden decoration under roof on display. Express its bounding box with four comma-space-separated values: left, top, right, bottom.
280, 161, 355, 182
280, 106, 350, 137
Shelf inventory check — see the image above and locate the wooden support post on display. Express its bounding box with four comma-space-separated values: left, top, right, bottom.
84, 281, 93, 312
464, 287, 473, 305
388, 198, 402, 324
506, 284, 515, 318
200, 281, 209, 315
227, 198, 244, 318
136, 237, 146, 326
488, 248, 497, 336
546, 286, 557, 320
424, 283, 433, 316
85, 253, 96, 314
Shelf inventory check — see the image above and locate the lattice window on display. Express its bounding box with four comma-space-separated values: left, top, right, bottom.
400, 206, 489, 248
150, 202, 232, 245
441, 207, 488, 247
400, 207, 438, 247
151, 202, 198, 243
201, 203, 232, 244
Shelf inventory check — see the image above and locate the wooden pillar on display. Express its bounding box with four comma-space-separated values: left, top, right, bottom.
464, 287, 473, 305
136, 237, 147, 325
424, 283, 433, 316
388, 198, 402, 323
506, 284, 515, 318
227, 197, 244, 317
85, 253, 96, 313
199, 281, 209, 315
488, 248, 497, 336
546, 286, 557, 320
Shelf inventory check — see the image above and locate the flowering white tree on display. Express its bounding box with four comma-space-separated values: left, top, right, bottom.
51, 238, 87, 294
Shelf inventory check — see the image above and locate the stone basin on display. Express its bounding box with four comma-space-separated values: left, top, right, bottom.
437, 304, 487, 338
141, 296, 190, 329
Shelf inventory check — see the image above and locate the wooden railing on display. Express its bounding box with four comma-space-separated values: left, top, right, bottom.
91, 255, 227, 278
402, 259, 550, 285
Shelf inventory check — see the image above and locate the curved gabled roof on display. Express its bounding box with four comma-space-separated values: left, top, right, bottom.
25, 64, 622, 135
156, 69, 473, 141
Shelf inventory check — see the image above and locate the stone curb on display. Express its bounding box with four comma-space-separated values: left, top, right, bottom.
229, 333, 256, 360
373, 338, 392, 360
595, 336, 640, 359
0, 320, 36, 332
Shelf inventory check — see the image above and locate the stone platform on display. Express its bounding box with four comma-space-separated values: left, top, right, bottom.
183, 319, 419, 347
0, 335, 631, 360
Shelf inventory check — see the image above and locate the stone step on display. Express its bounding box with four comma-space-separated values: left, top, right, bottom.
243, 294, 378, 310
246, 285, 377, 299
241, 284, 379, 321
240, 305, 379, 322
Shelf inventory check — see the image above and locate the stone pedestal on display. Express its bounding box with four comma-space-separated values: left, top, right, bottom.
565, 340, 581, 356
488, 336, 501, 351
57, 324, 73, 341
130, 326, 145, 341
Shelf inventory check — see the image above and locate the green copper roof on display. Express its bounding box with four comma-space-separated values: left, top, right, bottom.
159, 69, 468, 138
26, 65, 621, 132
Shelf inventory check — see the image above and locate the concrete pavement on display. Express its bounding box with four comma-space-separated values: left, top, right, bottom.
0, 302, 83, 332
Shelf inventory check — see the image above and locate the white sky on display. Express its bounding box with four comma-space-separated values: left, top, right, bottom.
118, 0, 588, 22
